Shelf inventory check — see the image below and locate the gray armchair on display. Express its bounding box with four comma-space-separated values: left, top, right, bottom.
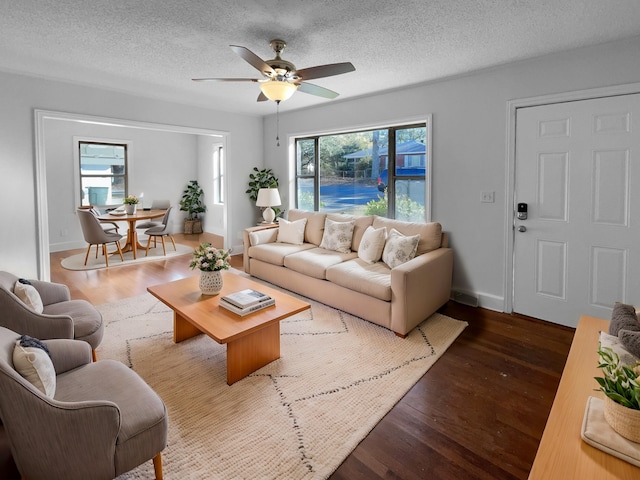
0, 327, 168, 480
77, 208, 124, 267
0, 271, 103, 361
144, 207, 176, 256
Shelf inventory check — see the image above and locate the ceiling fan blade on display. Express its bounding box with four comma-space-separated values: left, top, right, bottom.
192, 77, 260, 82
296, 82, 339, 99
257, 92, 268, 102
230, 45, 275, 76
295, 62, 355, 81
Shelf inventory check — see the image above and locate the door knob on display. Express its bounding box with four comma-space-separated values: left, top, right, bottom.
518, 225, 527, 232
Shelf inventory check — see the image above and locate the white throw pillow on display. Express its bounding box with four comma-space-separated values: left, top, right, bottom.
358, 226, 387, 264
14, 280, 44, 314
319, 218, 356, 253
13, 341, 56, 396
277, 218, 307, 245
382, 228, 420, 269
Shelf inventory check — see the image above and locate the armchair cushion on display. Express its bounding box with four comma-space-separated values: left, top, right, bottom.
13, 280, 44, 313
13, 339, 56, 396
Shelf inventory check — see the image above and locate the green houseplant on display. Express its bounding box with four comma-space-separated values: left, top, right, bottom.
246, 167, 282, 220
179, 180, 206, 234
595, 345, 640, 442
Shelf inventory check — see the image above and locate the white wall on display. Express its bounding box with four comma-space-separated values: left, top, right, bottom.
44, 119, 199, 252
264, 36, 640, 311
0, 70, 262, 278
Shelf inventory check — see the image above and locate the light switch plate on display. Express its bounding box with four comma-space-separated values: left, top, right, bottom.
481, 191, 495, 203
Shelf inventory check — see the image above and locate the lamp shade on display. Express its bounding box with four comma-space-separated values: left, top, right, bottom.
260, 81, 298, 102
256, 188, 281, 207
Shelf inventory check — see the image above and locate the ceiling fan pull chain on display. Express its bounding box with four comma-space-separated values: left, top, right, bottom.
276, 100, 281, 147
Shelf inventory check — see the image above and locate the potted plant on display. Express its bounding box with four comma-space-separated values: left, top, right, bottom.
595, 345, 640, 442
123, 195, 140, 214
190, 243, 231, 295
179, 180, 206, 234
246, 167, 283, 220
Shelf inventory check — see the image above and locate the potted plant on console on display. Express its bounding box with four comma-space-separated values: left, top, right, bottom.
179, 180, 206, 234
596, 345, 640, 442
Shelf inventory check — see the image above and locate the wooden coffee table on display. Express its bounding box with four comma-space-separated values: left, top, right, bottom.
147, 272, 310, 385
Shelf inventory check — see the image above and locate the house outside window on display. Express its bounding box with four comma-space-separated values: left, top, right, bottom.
79, 142, 128, 207
295, 122, 429, 221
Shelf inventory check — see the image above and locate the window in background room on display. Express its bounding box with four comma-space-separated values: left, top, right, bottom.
213, 145, 225, 204
294, 122, 429, 221
79, 142, 128, 207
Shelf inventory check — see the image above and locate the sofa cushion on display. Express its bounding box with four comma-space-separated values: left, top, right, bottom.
319, 218, 356, 253
249, 243, 315, 267
382, 228, 420, 269
372, 217, 442, 255
288, 210, 326, 245
358, 226, 387, 264
277, 217, 307, 245
326, 258, 392, 301
284, 247, 358, 280
327, 214, 374, 251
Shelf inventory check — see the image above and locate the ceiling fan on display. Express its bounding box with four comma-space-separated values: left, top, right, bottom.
192, 39, 355, 103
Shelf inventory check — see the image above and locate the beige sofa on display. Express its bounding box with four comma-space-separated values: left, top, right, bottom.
243, 209, 453, 337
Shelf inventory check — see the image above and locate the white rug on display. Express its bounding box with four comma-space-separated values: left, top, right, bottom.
97, 291, 467, 479
60, 243, 193, 270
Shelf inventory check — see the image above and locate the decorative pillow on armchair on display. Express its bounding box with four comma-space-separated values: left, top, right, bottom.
382, 228, 420, 269
277, 218, 307, 245
13, 335, 56, 397
14, 279, 44, 314
319, 218, 356, 253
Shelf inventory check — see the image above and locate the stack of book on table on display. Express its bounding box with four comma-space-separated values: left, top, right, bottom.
219, 289, 275, 316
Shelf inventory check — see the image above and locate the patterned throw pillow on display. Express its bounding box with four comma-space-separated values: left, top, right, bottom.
319, 218, 356, 253
14, 279, 44, 314
277, 218, 307, 245
382, 228, 420, 269
357, 226, 387, 264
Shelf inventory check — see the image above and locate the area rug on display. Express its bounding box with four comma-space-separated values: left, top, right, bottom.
96, 291, 467, 479
60, 243, 193, 270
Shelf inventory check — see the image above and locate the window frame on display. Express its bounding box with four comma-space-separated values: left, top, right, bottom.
293, 117, 432, 221
74, 137, 132, 209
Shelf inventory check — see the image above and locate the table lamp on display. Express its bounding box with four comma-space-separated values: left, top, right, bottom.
256, 188, 281, 224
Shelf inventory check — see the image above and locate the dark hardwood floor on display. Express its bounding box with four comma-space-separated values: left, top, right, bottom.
47, 240, 574, 480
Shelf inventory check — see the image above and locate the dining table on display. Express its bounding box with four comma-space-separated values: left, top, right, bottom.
97, 209, 166, 259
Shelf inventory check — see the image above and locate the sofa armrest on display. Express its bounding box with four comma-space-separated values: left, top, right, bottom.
29, 279, 71, 305
42, 338, 92, 374
390, 247, 454, 335
243, 225, 279, 273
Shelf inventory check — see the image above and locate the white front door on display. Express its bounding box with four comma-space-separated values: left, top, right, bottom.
513, 94, 640, 327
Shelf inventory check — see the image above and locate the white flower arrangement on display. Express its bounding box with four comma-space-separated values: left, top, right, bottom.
189, 243, 231, 272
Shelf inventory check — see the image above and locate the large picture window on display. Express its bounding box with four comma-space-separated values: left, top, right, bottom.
79, 141, 128, 207
295, 122, 429, 221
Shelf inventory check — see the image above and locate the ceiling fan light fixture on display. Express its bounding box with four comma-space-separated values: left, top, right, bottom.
260, 80, 298, 102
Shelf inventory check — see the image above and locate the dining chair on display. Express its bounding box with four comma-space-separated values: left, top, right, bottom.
136, 199, 170, 230
0, 327, 168, 480
77, 209, 124, 267
78, 205, 119, 233
145, 207, 176, 256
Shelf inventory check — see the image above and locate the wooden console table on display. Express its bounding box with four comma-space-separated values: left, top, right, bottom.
529, 315, 639, 479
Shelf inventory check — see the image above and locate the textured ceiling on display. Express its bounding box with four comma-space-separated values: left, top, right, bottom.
1, 1, 640, 116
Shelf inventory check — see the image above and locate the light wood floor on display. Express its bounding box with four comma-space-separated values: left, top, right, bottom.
48, 239, 574, 479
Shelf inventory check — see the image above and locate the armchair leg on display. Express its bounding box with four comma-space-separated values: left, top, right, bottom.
153, 452, 163, 480
92, 349, 98, 362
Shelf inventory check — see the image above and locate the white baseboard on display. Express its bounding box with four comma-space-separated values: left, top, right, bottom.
450, 288, 504, 312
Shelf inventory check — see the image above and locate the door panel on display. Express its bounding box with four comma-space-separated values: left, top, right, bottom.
514, 94, 640, 327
